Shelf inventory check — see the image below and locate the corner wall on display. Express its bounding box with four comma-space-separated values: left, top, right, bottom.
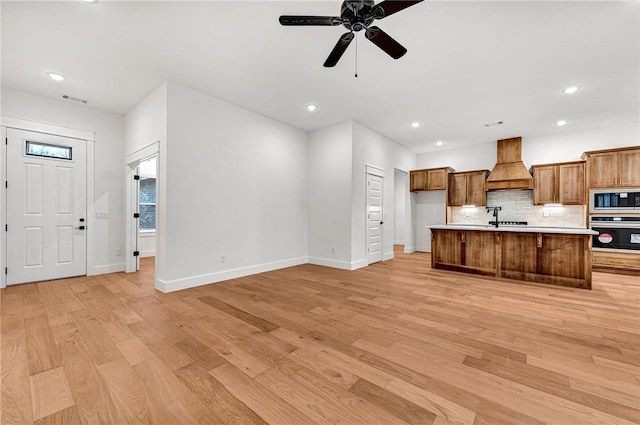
307, 122, 354, 269
351, 122, 417, 264
159, 82, 309, 291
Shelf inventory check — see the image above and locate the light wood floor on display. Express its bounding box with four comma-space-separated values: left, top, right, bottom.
2, 249, 639, 425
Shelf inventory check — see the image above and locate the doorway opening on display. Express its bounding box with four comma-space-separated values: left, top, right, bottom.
125, 141, 159, 285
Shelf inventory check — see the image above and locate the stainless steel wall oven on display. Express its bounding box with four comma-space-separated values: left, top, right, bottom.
589, 216, 640, 253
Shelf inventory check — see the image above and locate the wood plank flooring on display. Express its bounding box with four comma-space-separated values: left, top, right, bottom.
2, 249, 639, 425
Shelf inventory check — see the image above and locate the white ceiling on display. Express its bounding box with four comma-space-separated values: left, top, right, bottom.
1, 0, 638, 153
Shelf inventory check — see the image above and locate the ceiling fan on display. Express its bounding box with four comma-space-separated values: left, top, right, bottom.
279, 0, 424, 68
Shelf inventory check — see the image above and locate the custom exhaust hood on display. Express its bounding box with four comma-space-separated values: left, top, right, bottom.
485, 137, 534, 191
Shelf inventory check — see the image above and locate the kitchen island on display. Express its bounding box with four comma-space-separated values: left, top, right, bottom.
429, 224, 598, 289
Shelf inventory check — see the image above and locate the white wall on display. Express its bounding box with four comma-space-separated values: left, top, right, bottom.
124, 83, 167, 157
394, 170, 406, 245
415, 191, 447, 252
418, 121, 640, 170
1, 86, 126, 274
158, 82, 308, 291
308, 122, 354, 269
351, 122, 416, 264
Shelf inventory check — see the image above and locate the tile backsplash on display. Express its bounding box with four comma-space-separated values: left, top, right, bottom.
451, 190, 585, 227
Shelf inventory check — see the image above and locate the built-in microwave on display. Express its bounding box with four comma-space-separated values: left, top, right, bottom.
590, 189, 640, 214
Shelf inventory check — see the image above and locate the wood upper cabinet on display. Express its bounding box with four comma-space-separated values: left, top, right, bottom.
531, 161, 585, 205
583, 146, 640, 188
410, 167, 454, 192
447, 170, 488, 206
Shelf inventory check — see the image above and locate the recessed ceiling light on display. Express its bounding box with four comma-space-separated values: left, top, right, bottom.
47, 72, 66, 82
83, 0, 97, 3
436, 140, 444, 146
410, 121, 421, 128
562, 86, 579, 94
305, 104, 317, 112
556, 120, 568, 127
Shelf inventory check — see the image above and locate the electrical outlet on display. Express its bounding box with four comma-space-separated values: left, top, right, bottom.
115, 248, 123, 256
543, 211, 549, 218
220, 254, 225, 263
331, 247, 335, 254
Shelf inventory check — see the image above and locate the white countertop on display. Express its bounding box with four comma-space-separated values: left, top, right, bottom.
429, 224, 598, 235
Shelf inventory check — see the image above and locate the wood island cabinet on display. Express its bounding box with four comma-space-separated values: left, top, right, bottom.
531, 161, 585, 205
431, 228, 593, 289
582, 146, 640, 188
410, 167, 454, 192
447, 170, 489, 206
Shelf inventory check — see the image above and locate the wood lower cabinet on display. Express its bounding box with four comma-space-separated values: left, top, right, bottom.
431, 229, 592, 289
447, 170, 489, 206
531, 161, 585, 205
583, 146, 640, 188
592, 251, 640, 275
410, 167, 454, 192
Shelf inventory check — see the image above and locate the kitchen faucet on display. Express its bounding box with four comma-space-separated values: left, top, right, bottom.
487, 206, 502, 228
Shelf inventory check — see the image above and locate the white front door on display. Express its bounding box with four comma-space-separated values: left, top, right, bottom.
367, 173, 383, 264
6, 129, 87, 285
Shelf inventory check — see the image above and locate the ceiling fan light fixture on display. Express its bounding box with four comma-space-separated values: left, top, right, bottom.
305, 103, 318, 112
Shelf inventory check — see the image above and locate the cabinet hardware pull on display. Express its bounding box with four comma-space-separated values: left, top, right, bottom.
537, 233, 543, 248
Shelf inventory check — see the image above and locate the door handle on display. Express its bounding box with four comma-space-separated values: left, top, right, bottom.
75, 225, 85, 230
380, 221, 384, 225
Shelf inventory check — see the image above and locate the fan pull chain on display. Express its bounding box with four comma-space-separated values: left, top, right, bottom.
355, 33, 358, 78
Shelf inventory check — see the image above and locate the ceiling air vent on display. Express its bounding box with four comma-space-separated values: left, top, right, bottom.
62, 95, 88, 104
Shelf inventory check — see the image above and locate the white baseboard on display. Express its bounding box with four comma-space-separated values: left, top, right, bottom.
394, 240, 405, 245
308, 257, 368, 271
155, 256, 308, 293
88, 262, 125, 276
416, 245, 431, 253
140, 250, 155, 258
383, 251, 394, 261
404, 245, 416, 254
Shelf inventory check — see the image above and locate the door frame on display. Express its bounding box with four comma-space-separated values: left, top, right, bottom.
0, 116, 95, 288
366, 165, 385, 265
125, 141, 159, 274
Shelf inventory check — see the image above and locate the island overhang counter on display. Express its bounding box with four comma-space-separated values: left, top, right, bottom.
429, 225, 598, 289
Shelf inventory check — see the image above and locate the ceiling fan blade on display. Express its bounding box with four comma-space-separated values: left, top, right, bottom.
365, 26, 407, 59
374, 0, 424, 19
324, 32, 355, 67
279, 15, 343, 26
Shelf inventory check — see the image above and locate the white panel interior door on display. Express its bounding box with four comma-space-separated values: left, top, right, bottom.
367, 173, 383, 264
6, 129, 87, 285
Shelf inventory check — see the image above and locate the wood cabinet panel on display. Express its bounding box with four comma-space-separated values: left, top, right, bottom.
447, 170, 488, 206
431, 230, 462, 266
533, 165, 556, 205
464, 232, 496, 271
584, 147, 640, 188
410, 167, 453, 192
537, 235, 586, 280
557, 163, 585, 205
532, 161, 584, 205
427, 169, 447, 190
588, 153, 618, 188
466, 172, 488, 206
618, 149, 640, 187
410, 170, 427, 192
431, 229, 592, 289
501, 233, 537, 275
447, 174, 467, 206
